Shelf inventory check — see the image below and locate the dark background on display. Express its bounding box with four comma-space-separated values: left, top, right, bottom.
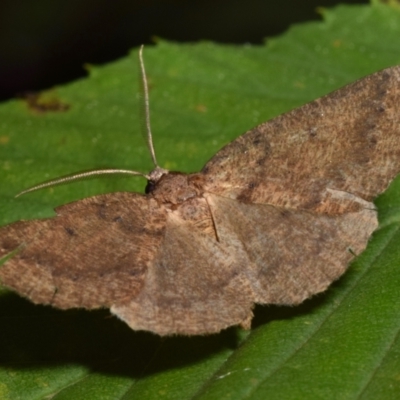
0, 0, 368, 101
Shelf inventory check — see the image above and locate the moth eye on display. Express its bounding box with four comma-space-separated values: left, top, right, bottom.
145, 181, 156, 194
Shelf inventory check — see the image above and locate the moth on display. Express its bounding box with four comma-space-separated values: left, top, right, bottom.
1, 50, 400, 336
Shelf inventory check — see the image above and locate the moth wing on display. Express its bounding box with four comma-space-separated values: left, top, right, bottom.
0, 192, 166, 309
112, 211, 254, 336
202, 66, 400, 214
205, 194, 377, 305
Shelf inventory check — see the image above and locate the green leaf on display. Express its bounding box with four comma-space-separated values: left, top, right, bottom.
1, 2, 400, 399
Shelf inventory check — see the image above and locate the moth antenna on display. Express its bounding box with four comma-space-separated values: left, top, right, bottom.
139, 45, 160, 169
17, 46, 168, 199
15, 169, 149, 198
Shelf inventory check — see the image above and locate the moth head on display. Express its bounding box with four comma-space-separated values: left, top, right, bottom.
147, 171, 201, 205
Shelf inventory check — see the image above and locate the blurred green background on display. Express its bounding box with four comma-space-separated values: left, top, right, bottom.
0, 0, 367, 100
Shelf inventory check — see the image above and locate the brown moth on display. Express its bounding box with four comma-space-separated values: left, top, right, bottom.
1, 50, 400, 336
